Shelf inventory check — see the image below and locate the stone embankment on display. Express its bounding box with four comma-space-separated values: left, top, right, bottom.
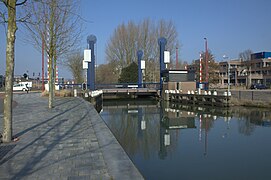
217, 89, 271, 107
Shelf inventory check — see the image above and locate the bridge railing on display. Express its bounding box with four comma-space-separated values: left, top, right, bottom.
51, 82, 160, 91
96, 82, 160, 90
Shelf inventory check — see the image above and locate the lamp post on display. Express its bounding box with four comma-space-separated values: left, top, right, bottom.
141, 60, 145, 86
87, 35, 97, 91
228, 61, 230, 96
204, 38, 208, 84
137, 50, 143, 88
223, 55, 230, 96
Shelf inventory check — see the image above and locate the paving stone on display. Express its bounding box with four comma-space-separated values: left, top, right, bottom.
0, 93, 143, 179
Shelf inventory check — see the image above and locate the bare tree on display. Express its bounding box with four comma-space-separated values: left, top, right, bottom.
239, 49, 253, 61
105, 19, 179, 83
25, 0, 82, 108
0, 0, 28, 143
65, 51, 84, 84
96, 63, 119, 84
106, 21, 138, 70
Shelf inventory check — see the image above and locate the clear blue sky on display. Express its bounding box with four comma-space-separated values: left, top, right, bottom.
1, 0, 271, 78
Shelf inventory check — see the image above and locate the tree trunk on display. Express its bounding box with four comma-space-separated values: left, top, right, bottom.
3, 0, 17, 143
53, 45, 56, 95
48, 56, 54, 108
48, 0, 56, 109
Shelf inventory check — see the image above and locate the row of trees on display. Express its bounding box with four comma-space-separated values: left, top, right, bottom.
0, 0, 82, 143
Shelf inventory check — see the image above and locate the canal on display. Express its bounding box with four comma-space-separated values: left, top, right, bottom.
100, 99, 271, 180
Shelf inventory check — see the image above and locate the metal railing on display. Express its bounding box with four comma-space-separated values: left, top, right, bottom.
96, 82, 160, 90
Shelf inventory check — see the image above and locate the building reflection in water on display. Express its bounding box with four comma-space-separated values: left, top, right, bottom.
101, 100, 271, 160
158, 101, 237, 159
159, 101, 197, 159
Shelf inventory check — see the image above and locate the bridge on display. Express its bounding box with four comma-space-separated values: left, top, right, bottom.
84, 35, 168, 94
96, 83, 160, 99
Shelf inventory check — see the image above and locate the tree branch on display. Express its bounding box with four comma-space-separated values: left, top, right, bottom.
0, 11, 8, 23
1, 0, 8, 7
16, 13, 31, 23
16, 0, 27, 6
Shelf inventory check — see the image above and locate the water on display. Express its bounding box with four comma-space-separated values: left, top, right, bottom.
100, 100, 271, 180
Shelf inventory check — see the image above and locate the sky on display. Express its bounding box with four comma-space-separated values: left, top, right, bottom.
1, 0, 271, 79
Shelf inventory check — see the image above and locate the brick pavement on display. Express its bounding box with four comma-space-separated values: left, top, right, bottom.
0, 93, 143, 179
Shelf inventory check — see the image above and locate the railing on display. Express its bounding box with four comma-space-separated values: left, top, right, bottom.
42, 82, 161, 91
96, 82, 160, 90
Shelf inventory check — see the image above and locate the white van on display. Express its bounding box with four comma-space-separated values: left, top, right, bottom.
19, 82, 32, 90
13, 83, 29, 91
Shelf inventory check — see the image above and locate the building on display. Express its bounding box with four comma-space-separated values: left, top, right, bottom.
218, 59, 243, 88
161, 69, 196, 93
188, 52, 271, 89
219, 52, 271, 88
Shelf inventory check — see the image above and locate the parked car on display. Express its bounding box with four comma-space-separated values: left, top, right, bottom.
250, 84, 267, 90
13, 83, 29, 91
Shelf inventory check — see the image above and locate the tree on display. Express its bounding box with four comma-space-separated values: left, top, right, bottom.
25, 0, 82, 108
118, 62, 138, 83
0, 0, 28, 143
106, 19, 179, 83
96, 63, 119, 84
239, 49, 253, 61
65, 51, 84, 84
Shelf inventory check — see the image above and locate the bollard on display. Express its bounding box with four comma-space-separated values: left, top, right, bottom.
141, 120, 146, 130
74, 89, 77, 97
164, 133, 170, 146
165, 91, 169, 101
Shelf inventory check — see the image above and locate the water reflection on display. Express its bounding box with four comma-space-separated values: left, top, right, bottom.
101, 100, 271, 180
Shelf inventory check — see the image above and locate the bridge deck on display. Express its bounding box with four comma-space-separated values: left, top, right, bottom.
102, 88, 158, 93
102, 88, 159, 99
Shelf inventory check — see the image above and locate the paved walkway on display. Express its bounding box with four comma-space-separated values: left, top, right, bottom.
0, 93, 143, 179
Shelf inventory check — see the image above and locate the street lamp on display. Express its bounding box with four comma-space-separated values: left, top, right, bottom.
223, 55, 231, 96
204, 38, 208, 84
